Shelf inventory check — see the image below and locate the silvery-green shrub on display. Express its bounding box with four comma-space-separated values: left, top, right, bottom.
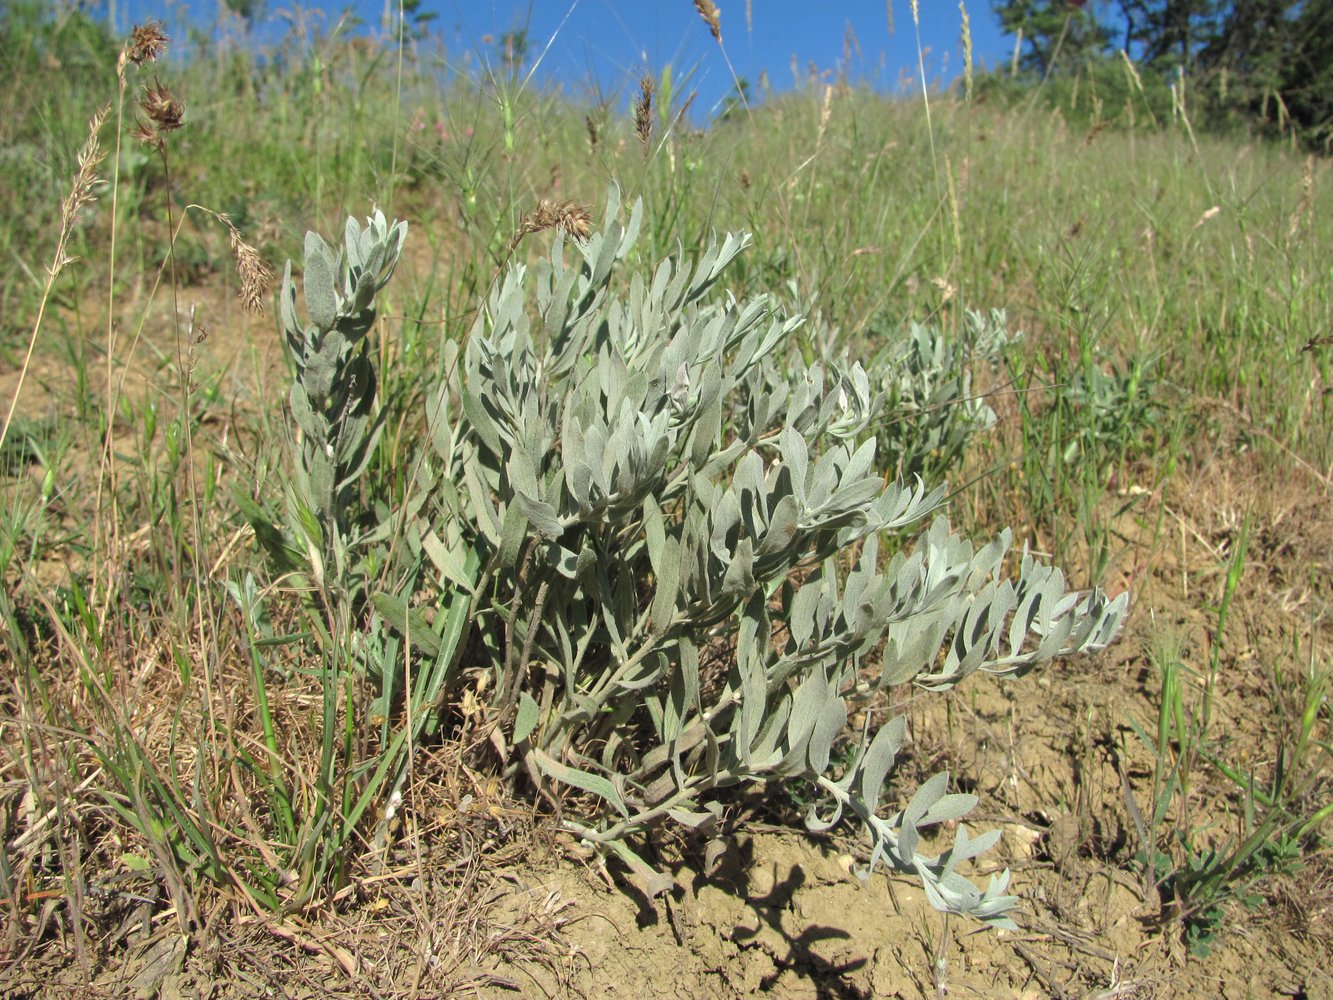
377, 186, 1128, 926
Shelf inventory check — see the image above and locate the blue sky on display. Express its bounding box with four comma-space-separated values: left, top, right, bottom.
103, 1, 1017, 115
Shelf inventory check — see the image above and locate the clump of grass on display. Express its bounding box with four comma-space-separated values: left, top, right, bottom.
1126, 523, 1332, 956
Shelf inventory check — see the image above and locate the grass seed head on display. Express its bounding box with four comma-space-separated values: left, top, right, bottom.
140, 79, 185, 132
959, 1, 973, 102
510, 199, 594, 252
123, 20, 169, 69
53, 103, 111, 274
65, 105, 110, 218
694, 0, 722, 42
221, 216, 273, 315
1289, 154, 1315, 239
634, 77, 654, 153
134, 79, 185, 151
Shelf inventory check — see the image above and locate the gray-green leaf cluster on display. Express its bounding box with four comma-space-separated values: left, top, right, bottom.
871, 308, 1014, 483
277, 209, 407, 585
393, 186, 1128, 926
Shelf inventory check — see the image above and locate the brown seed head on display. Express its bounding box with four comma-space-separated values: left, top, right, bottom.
634, 77, 654, 153
131, 122, 162, 151
510, 199, 594, 252
124, 20, 169, 68
140, 79, 185, 133
131, 122, 161, 150
555, 202, 593, 243
134, 79, 184, 150
693, 0, 722, 42
220, 214, 273, 315
53, 104, 111, 275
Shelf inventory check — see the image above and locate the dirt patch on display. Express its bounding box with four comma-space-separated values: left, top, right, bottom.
492, 823, 1326, 999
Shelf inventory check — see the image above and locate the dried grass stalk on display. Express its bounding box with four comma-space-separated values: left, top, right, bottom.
1, 103, 110, 455
54, 104, 112, 275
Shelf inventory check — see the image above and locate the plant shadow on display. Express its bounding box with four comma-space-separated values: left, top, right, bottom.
614, 835, 871, 1000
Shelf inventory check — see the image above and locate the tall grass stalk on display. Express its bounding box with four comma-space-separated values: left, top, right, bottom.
0, 104, 109, 458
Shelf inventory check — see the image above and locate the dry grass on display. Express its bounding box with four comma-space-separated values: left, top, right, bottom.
0, 650, 570, 994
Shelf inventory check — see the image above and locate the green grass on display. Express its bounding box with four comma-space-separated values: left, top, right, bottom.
1127, 526, 1332, 956
0, 4, 1328, 981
